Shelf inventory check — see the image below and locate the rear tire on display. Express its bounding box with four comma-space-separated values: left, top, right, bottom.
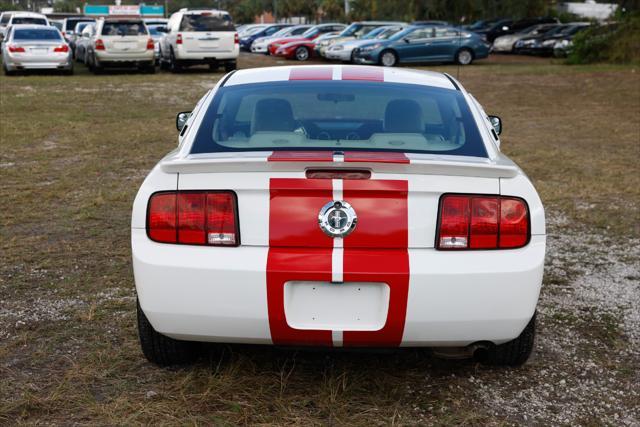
379, 50, 397, 67
295, 46, 310, 61
455, 48, 474, 65
476, 312, 536, 367
224, 61, 237, 72
3, 64, 16, 76
137, 299, 201, 366
169, 50, 182, 73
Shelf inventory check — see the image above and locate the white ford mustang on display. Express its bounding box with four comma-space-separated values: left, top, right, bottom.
132, 65, 545, 367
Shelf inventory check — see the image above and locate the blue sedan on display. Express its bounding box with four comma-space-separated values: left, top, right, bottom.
352, 25, 490, 66
239, 24, 292, 51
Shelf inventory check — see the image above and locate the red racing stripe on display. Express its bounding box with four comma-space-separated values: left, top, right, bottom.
341, 66, 384, 82
268, 151, 334, 162
289, 67, 333, 81
342, 179, 409, 346
344, 151, 410, 164
266, 178, 410, 348
267, 178, 334, 346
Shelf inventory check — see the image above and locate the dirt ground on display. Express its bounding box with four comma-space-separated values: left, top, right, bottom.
1, 53, 639, 425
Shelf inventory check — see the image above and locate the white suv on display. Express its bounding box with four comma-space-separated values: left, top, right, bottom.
86, 18, 155, 74
159, 8, 238, 73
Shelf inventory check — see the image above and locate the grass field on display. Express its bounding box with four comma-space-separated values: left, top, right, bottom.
1, 54, 639, 425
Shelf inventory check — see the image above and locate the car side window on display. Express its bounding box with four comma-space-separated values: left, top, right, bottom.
405, 28, 431, 41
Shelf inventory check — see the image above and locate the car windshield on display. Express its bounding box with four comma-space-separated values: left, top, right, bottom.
361, 27, 386, 39
302, 27, 321, 38
12, 17, 47, 25
147, 25, 163, 36
102, 21, 147, 36
13, 28, 62, 40
340, 23, 362, 37
74, 22, 91, 33
66, 19, 93, 31
180, 13, 234, 32
377, 27, 402, 39
191, 80, 487, 158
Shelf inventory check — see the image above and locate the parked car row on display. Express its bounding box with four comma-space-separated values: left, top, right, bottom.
1, 8, 241, 75
490, 21, 591, 57
242, 20, 491, 66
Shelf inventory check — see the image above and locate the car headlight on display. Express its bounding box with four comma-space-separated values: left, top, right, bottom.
542, 39, 556, 47
360, 43, 381, 52
557, 39, 571, 48
515, 41, 524, 48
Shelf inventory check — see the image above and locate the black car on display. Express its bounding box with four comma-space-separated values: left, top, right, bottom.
514, 23, 590, 55
475, 17, 558, 43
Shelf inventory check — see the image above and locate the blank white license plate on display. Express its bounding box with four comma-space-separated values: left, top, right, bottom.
284, 282, 390, 331
114, 42, 136, 50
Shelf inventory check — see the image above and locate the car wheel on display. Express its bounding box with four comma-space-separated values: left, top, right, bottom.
224, 61, 237, 72
137, 299, 201, 366
380, 50, 397, 67
91, 56, 103, 74
3, 64, 15, 76
63, 65, 74, 76
475, 312, 536, 367
295, 46, 310, 61
169, 49, 182, 73
455, 48, 474, 65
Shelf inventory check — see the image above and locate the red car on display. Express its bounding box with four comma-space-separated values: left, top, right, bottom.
274, 40, 319, 61
268, 23, 345, 56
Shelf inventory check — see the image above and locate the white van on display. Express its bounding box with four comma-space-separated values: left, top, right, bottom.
159, 9, 238, 73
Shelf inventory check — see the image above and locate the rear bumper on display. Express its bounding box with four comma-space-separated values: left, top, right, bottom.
4, 52, 72, 70
95, 50, 154, 63
175, 46, 239, 61
133, 229, 545, 347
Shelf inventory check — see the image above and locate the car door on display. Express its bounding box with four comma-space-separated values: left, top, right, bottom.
426, 27, 461, 61
395, 27, 433, 62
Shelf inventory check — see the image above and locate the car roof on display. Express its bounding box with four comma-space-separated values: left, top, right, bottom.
223, 65, 458, 91
11, 12, 47, 18
9, 24, 57, 30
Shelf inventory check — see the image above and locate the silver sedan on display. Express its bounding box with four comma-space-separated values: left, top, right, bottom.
2, 24, 73, 75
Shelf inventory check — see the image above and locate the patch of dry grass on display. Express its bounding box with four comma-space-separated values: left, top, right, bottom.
1, 55, 639, 425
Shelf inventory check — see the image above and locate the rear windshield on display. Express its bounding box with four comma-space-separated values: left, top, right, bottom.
66, 19, 94, 32
191, 81, 487, 158
179, 13, 234, 32
13, 28, 62, 40
12, 17, 47, 26
102, 21, 147, 36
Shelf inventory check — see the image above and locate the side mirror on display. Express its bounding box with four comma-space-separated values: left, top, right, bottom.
488, 115, 502, 135
403, 37, 410, 43
176, 111, 191, 132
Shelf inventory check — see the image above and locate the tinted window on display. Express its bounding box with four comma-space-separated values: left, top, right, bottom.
102, 22, 147, 36
12, 17, 47, 26
179, 13, 234, 32
147, 25, 163, 36
191, 81, 487, 158
13, 28, 62, 40
66, 19, 93, 32
1, 14, 12, 24
74, 22, 91, 33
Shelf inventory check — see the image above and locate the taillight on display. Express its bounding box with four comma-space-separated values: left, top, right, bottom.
53, 45, 69, 53
234, 33, 239, 44
146, 38, 154, 50
95, 39, 105, 50
437, 194, 529, 250
147, 191, 239, 246
176, 33, 182, 44
8, 45, 25, 53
